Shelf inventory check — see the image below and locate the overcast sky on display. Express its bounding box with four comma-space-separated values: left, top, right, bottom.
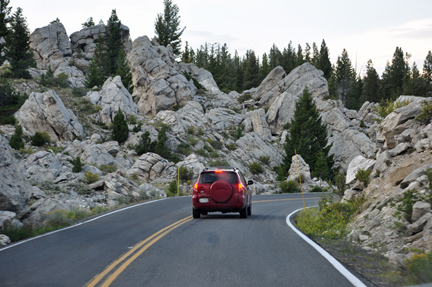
13, 0, 432, 76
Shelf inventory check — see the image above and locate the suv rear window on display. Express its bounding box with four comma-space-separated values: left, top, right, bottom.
199, 171, 239, 184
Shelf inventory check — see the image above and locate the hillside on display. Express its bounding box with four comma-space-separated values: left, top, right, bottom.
0, 20, 431, 269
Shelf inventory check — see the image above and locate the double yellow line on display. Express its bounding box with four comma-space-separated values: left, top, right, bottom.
85, 216, 193, 287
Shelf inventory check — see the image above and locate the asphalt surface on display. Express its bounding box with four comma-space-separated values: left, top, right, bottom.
0, 193, 357, 287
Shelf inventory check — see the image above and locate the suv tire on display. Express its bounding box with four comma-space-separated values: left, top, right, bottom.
240, 207, 248, 218
247, 203, 252, 216
193, 208, 201, 219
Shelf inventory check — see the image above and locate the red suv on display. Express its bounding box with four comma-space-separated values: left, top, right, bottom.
192, 167, 253, 219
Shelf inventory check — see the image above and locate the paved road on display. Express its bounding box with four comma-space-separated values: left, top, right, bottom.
0, 193, 357, 287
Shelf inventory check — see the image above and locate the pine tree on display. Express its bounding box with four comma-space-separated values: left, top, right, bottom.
72, 157, 82, 173
106, 9, 123, 74
296, 44, 304, 67
403, 62, 429, 97
84, 32, 109, 88
154, 0, 186, 56
243, 50, 260, 90
82, 17, 95, 28
181, 41, 194, 63
282, 88, 334, 179
381, 47, 408, 100
318, 39, 332, 80
9, 124, 24, 150
335, 48, 355, 104
0, 0, 12, 65
422, 51, 432, 94
116, 48, 132, 94
361, 60, 380, 103
112, 108, 129, 143
5, 7, 36, 79
304, 43, 311, 62
261, 52, 270, 80
311, 42, 320, 67
154, 124, 171, 159
269, 44, 281, 69
135, 131, 156, 155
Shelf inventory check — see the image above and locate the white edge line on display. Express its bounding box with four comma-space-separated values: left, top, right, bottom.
286, 207, 367, 287
0, 198, 168, 252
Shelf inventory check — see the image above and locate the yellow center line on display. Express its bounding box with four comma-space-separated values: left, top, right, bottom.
85, 216, 192, 287
253, 197, 321, 203
101, 217, 193, 287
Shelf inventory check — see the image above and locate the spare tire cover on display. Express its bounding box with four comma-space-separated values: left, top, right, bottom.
210, 180, 233, 203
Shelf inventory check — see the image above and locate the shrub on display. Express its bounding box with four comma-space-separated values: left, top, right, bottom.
46, 210, 75, 227
209, 160, 229, 167
84, 171, 99, 184
72, 86, 88, 97
31, 131, 50, 146
310, 185, 327, 193
132, 122, 143, 133
355, 169, 372, 187
403, 251, 432, 284
374, 99, 410, 122
91, 206, 110, 215
237, 93, 251, 103
72, 157, 82, 173
9, 124, 24, 150
112, 109, 129, 143
259, 156, 270, 165
128, 114, 137, 125
226, 143, 236, 151
179, 166, 194, 182
210, 151, 219, 158
167, 180, 178, 197
204, 144, 213, 152
209, 140, 223, 150
177, 142, 191, 155
76, 186, 92, 195
35, 180, 64, 194
139, 189, 151, 200
249, 162, 264, 174
195, 149, 207, 157
197, 127, 204, 136
280, 180, 299, 193
416, 101, 432, 124
99, 164, 116, 174
187, 126, 195, 135
135, 131, 156, 155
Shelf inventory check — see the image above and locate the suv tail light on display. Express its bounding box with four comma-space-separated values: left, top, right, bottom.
238, 183, 244, 190
193, 183, 198, 192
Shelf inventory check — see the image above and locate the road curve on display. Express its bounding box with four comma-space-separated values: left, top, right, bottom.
0, 193, 359, 286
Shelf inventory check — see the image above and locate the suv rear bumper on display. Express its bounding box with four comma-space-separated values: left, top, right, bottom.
192, 195, 247, 212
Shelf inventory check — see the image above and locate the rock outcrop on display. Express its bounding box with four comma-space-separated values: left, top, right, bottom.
287, 154, 311, 182
128, 36, 196, 116
86, 76, 138, 124
16, 90, 85, 141
126, 152, 176, 183
0, 135, 32, 218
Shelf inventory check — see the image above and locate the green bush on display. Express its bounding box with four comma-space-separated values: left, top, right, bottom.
177, 142, 191, 155
249, 162, 264, 174
416, 101, 432, 124
280, 180, 299, 193
259, 156, 270, 165
179, 166, 194, 182
210, 151, 219, 158
355, 169, 372, 187
167, 180, 178, 197
112, 109, 129, 143
204, 144, 213, 152
135, 131, 156, 155
9, 124, 24, 150
76, 186, 92, 195
72, 86, 88, 97
403, 251, 432, 284
84, 171, 99, 184
72, 157, 82, 173
31, 131, 50, 146
209, 160, 229, 167
195, 149, 207, 157
310, 185, 327, 193
132, 122, 143, 133
128, 114, 137, 125
187, 126, 195, 135
99, 164, 116, 174
91, 206, 110, 215
374, 99, 410, 122
237, 93, 251, 103
209, 140, 222, 150
35, 180, 64, 194
226, 143, 236, 151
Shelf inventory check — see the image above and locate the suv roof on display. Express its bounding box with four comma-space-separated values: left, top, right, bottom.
202, 166, 239, 172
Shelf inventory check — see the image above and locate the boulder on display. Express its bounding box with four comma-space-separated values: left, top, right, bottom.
380, 101, 425, 149
250, 109, 272, 141
29, 22, 72, 70
0, 234, 10, 246
154, 110, 186, 138
126, 152, 176, 183
86, 76, 138, 124
0, 211, 22, 231
407, 213, 432, 234
400, 164, 432, 189
253, 66, 286, 101
346, 155, 376, 185
53, 62, 85, 87
374, 151, 392, 173
103, 173, 140, 205
388, 142, 412, 157
176, 101, 211, 134
128, 36, 195, 116
178, 154, 205, 177
287, 154, 311, 182
69, 24, 131, 56
357, 101, 379, 125
206, 108, 243, 131
80, 144, 125, 169
0, 135, 32, 218
412, 201, 432, 223
16, 90, 85, 141
179, 63, 220, 94
266, 92, 297, 135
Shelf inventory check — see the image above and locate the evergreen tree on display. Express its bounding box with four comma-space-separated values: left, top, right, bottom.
243, 50, 260, 90
116, 48, 133, 93
0, 0, 11, 65
260, 52, 270, 80
304, 43, 311, 62
269, 44, 281, 69
9, 124, 24, 150
346, 76, 363, 110
296, 44, 304, 67
135, 131, 156, 155
72, 157, 82, 173
194, 43, 208, 68
154, 124, 171, 159
84, 32, 109, 88
181, 41, 194, 63
282, 88, 334, 178
403, 62, 429, 97
5, 7, 35, 79
318, 39, 332, 80
106, 9, 123, 75
381, 47, 408, 100
361, 60, 380, 103
335, 48, 355, 103
82, 17, 95, 28
422, 51, 432, 94
233, 50, 243, 92
112, 109, 129, 143
154, 0, 186, 56
311, 42, 320, 67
